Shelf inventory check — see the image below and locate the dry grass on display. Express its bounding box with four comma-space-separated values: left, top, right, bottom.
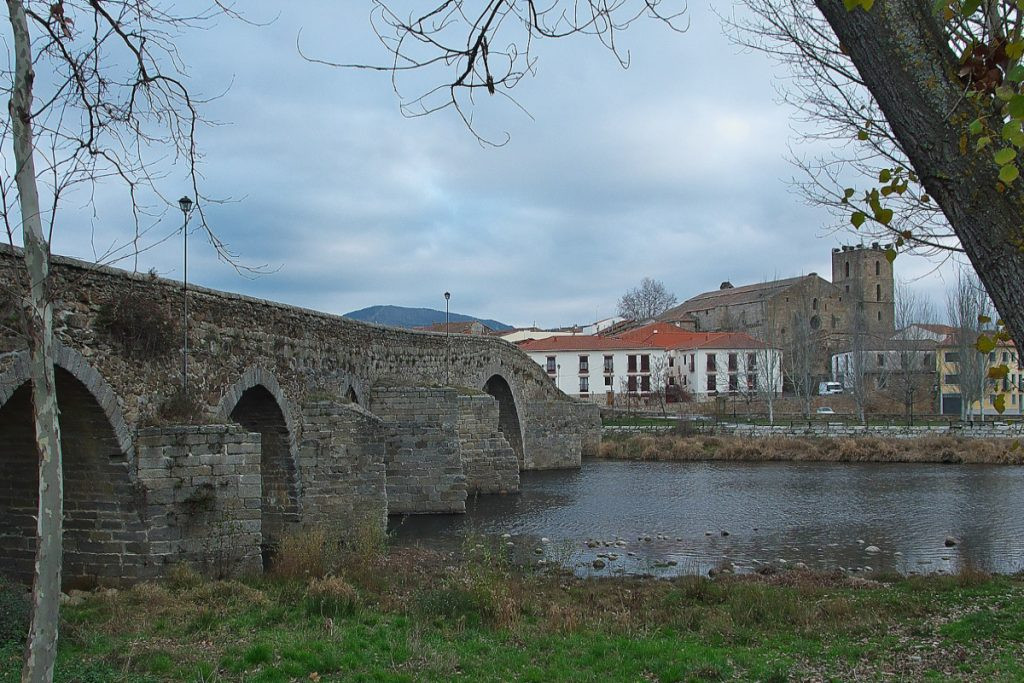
599, 434, 1024, 465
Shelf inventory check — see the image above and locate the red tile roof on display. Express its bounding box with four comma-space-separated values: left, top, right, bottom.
518, 335, 650, 352
615, 322, 770, 350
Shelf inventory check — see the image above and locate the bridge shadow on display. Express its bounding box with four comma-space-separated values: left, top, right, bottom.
483, 374, 525, 468
227, 384, 300, 568
0, 368, 143, 588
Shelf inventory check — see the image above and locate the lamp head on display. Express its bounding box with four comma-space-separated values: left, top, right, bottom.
178, 196, 193, 214
444, 291, 450, 301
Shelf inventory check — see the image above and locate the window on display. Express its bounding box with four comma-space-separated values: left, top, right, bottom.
845, 261, 850, 278
640, 375, 651, 393
877, 353, 885, 368
923, 353, 932, 367
1003, 352, 1010, 363
640, 355, 650, 372
689, 354, 695, 372
579, 355, 589, 373
546, 356, 556, 374
706, 375, 716, 391
668, 377, 676, 386
875, 260, 880, 276
604, 355, 614, 373
668, 356, 674, 367
990, 352, 996, 362
877, 311, 882, 322
812, 298, 818, 311
706, 354, 717, 372
945, 351, 960, 363
604, 375, 612, 387
728, 374, 739, 392
747, 374, 757, 390
810, 315, 821, 330
627, 355, 637, 373
945, 374, 960, 384
845, 284, 850, 294
747, 353, 757, 370
579, 376, 589, 394
728, 353, 738, 371
876, 283, 881, 301
628, 375, 637, 392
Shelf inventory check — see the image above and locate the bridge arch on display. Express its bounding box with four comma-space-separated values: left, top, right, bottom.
0, 347, 143, 586
216, 367, 301, 558
482, 372, 526, 467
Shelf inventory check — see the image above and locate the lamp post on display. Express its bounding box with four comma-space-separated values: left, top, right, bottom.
444, 291, 451, 385
179, 196, 193, 396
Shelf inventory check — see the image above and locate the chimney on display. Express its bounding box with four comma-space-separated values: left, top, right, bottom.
720, 281, 734, 290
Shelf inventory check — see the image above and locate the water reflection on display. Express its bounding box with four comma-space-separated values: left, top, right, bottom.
389, 459, 1024, 576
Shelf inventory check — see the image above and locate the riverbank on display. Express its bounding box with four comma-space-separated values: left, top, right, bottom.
2, 542, 1022, 682
598, 432, 1024, 464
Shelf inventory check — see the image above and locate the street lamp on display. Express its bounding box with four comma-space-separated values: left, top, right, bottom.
179, 196, 193, 397
444, 291, 451, 385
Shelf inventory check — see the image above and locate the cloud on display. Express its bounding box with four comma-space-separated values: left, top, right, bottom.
14, 1, 960, 329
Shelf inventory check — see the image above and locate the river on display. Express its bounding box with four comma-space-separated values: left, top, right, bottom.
389, 459, 1024, 576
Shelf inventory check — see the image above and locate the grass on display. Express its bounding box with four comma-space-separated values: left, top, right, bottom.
2, 541, 1024, 681
598, 432, 1024, 464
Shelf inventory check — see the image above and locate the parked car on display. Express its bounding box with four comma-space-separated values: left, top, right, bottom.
818, 381, 843, 395
815, 406, 836, 415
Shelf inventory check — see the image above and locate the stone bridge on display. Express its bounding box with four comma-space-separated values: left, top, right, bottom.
0, 247, 600, 586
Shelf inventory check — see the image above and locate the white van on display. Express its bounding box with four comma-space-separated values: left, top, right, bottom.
818, 381, 843, 395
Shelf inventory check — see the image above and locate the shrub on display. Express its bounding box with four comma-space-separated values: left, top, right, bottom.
0, 576, 29, 645
270, 528, 342, 580
305, 576, 359, 618
95, 288, 178, 359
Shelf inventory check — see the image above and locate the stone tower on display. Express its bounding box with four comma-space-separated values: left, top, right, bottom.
831, 243, 895, 342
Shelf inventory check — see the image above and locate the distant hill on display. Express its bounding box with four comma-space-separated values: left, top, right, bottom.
344, 305, 512, 331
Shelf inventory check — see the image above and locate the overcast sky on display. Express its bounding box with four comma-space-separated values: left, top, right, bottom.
32, 1, 965, 328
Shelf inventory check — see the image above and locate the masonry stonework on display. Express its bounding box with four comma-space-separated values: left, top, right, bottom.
456, 394, 520, 495
0, 246, 600, 584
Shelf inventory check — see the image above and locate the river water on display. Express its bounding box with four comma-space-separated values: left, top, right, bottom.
389, 459, 1024, 577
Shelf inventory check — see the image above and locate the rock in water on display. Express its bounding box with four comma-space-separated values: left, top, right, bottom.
944, 536, 958, 547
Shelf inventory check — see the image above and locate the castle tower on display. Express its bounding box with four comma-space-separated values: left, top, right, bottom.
831, 243, 895, 342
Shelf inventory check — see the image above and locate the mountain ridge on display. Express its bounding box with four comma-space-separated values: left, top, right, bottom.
344, 305, 512, 331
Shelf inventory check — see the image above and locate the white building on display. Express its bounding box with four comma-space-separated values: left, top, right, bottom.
520, 323, 782, 403
519, 335, 665, 401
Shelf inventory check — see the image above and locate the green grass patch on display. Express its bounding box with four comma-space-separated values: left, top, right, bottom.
2, 549, 1023, 682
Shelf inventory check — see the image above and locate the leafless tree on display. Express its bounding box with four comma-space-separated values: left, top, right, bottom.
889, 285, 938, 424
947, 269, 995, 422
780, 294, 820, 418
304, 1, 687, 142
755, 301, 783, 424
617, 277, 677, 321
723, 1, 959, 257
2, 3, 249, 679
845, 290, 871, 425
647, 352, 669, 416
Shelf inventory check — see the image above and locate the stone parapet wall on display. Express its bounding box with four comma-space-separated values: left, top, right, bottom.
136, 425, 263, 579
0, 246, 596, 471
456, 395, 520, 495
298, 401, 388, 533
370, 387, 467, 514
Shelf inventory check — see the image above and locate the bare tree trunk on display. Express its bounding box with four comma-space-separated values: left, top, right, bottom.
8, 3, 64, 681
815, 0, 1024, 360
